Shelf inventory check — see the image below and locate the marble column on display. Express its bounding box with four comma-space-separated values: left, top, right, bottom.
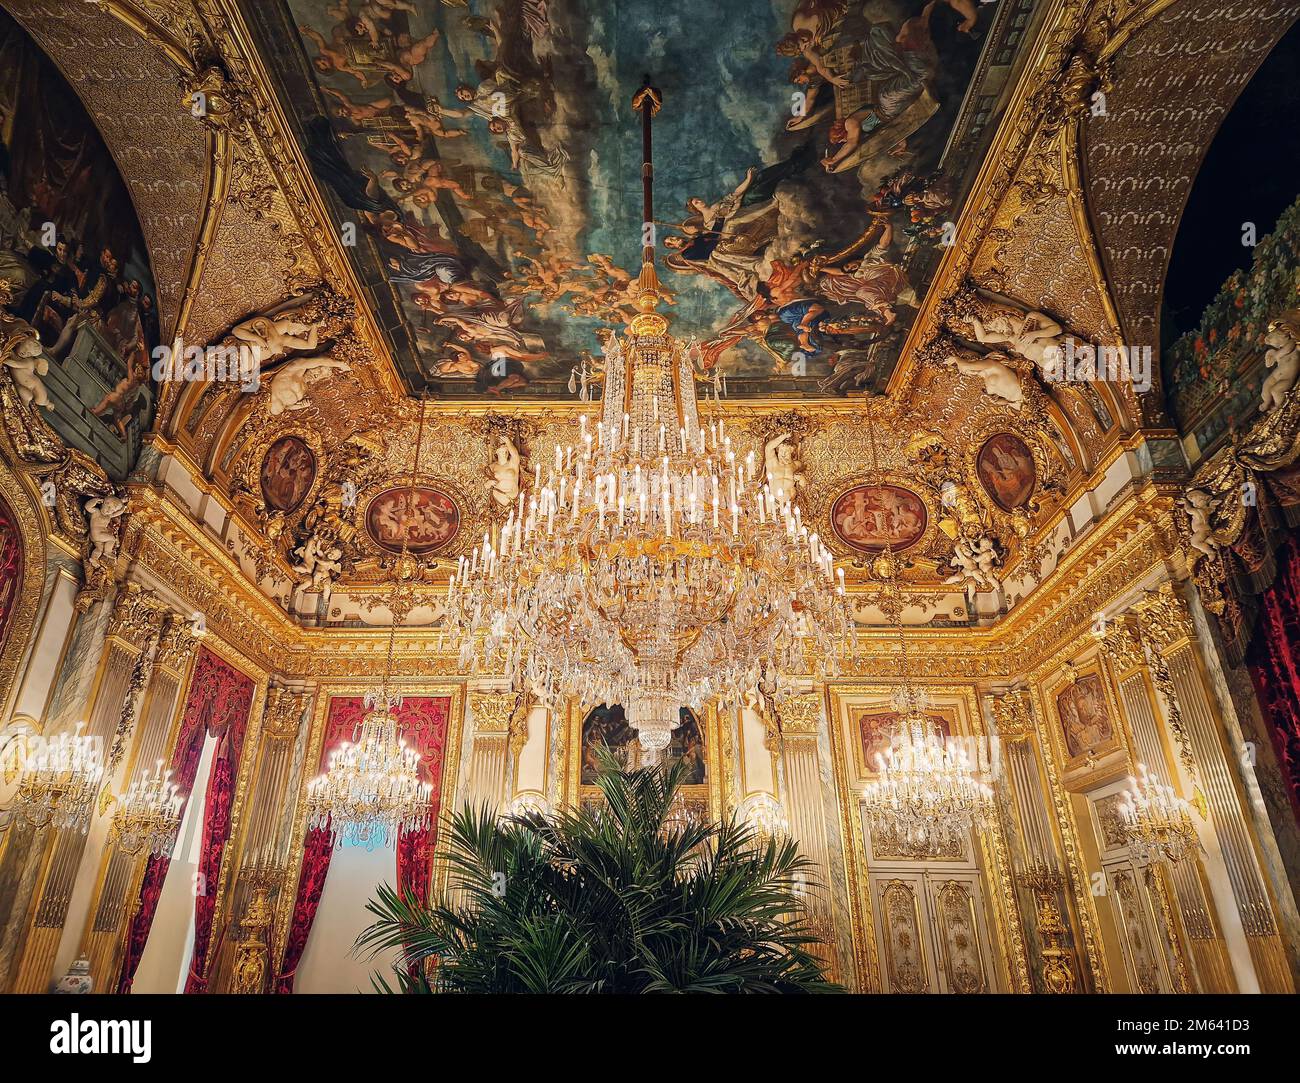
9, 582, 170, 991
776, 692, 842, 984
1134, 584, 1293, 992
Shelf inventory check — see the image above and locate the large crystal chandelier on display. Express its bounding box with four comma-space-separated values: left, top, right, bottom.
1118, 763, 1200, 864
8, 723, 103, 832
306, 405, 434, 849
305, 685, 432, 850
110, 760, 184, 856
446, 82, 853, 752
857, 402, 995, 853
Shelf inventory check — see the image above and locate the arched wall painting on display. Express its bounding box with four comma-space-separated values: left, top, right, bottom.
830, 484, 927, 553
0, 9, 160, 479
364, 485, 459, 554
580, 705, 705, 786
259, 436, 317, 512
975, 433, 1036, 511
0, 492, 22, 652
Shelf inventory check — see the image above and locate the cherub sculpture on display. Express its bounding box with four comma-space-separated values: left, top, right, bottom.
764, 432, 805, 501
486, 434, 521, 508
293, 532, 344, 596
1260, 319, 1300, 412
944, 534, 1001, 591
3, 328, 51, 409
84, 494, 128, 569
1179, 489, 1222, 560
1, 287, 51, 409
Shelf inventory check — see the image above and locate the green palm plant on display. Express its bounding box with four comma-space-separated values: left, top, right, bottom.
355, 756, 840, 993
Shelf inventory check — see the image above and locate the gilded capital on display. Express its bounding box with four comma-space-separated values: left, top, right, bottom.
1099, 618, 1144, 675
1134, 583, 1195, 653
777, 694, 822, 737
262, 686, 308, 741
991, 690, 1035, 743
107, 582, 170, 646
471, 691, 516, 736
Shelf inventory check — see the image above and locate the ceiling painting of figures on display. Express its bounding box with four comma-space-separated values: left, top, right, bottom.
247, 0, 1035, 399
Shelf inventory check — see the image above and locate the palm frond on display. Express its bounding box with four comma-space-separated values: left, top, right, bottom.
357, 757, 842, 993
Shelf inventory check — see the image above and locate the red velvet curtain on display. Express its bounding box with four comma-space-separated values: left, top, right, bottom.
395, 697, 450, 907
116, 646, 253, 993
274, 695, 450, 993
0, 492, 23, 653
183, 668, 256, 993
1247, 534, 1300, 821
273, 696, 358, 994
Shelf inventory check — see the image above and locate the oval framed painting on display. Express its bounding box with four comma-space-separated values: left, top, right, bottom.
976, 433, 1036, 512
830, 484, 927, 553
259, 436, 316, 513
365, 486, 460, 555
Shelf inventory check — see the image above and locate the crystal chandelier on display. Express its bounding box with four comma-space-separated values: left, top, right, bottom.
1118, 763, 1200, 864
9, 723, 103, 832
857, 401, 995, 853
305, 406, 434, 849
305, 688, 432, 850
110, 760, 184, 856
446, 82, 853, 753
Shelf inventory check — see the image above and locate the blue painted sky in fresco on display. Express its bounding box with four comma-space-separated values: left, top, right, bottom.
276, 0, 1013, 396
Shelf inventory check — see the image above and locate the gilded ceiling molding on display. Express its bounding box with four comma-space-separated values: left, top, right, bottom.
171, 0, 403, 382
887, 0, 1094, 401
0, 455, 46, 718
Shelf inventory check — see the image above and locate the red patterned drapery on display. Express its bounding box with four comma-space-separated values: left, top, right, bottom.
183, 658, 256, 992
274, 694, 450, 993
1247, 533, 1300, 821
273, 695, 358, 995
117, 645, 254, 993
395, 696, 450, 907
0, 492, 23, 652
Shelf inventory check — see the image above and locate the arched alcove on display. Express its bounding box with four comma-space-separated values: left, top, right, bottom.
1160, 19, 1300, 457
0, 6, 161, 479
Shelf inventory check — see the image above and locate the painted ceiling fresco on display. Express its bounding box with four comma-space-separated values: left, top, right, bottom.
249, 0, 1030, 399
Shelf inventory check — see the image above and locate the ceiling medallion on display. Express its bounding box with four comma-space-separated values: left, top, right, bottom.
445, 82, 854, 753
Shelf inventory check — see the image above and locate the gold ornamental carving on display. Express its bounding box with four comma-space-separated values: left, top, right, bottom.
1100, 618, 1144, 676
991, 689, 1035, 744
777, 694, 821, 738
471, 691, 516, 736
1134, 584, 1195, 653
107, 582, 172, 646
153, 616, 197, 675
1026, 874, 1077, 995
261, 686, 307, 741
229, 885, 273, 995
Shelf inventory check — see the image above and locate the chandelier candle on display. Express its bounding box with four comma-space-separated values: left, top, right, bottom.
445, 81, 854, 753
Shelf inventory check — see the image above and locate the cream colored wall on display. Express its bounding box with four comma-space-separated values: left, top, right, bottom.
131, 730, 217, 994
294, 843, 398, 994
